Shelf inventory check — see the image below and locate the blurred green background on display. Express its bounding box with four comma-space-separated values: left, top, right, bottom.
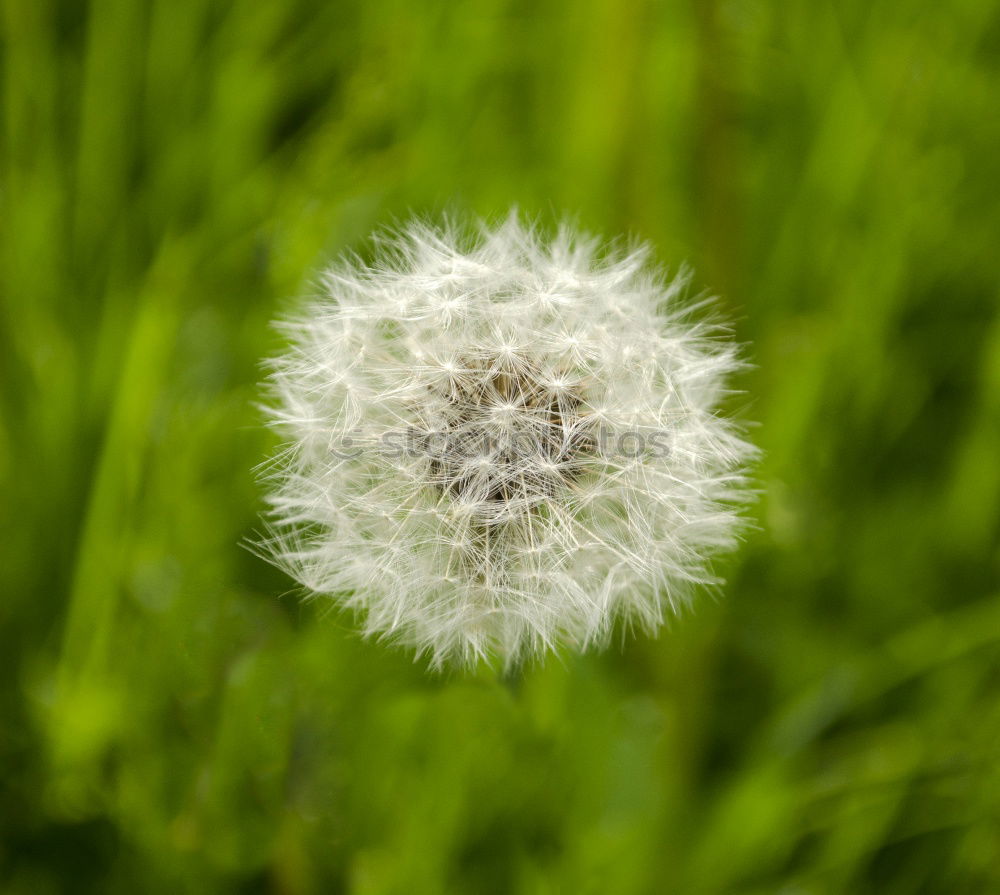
2, 0, 999, 891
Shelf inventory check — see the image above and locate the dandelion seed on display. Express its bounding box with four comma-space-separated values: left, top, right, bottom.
258, 213, 756, 669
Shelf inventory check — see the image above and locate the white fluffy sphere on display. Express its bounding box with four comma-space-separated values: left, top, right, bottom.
260, 215, 755, 669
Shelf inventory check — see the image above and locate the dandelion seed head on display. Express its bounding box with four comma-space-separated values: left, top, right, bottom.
259, 213, 756, 669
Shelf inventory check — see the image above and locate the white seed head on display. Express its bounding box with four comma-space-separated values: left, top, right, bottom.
259, 214, 756, 669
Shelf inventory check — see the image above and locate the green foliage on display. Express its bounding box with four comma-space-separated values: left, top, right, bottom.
2, 0, 999, 891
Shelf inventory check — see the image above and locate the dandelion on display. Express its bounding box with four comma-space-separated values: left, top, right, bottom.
259, 214, 755, 669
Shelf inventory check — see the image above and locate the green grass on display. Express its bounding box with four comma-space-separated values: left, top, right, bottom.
2, 0, 999, 892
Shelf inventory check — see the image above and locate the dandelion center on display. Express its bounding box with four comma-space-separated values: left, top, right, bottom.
415, 352, 594, 516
